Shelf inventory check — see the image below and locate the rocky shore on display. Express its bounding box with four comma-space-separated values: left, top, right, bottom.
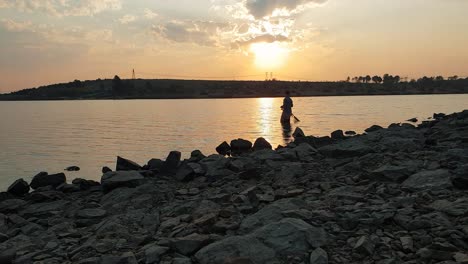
1, 110, 468, 264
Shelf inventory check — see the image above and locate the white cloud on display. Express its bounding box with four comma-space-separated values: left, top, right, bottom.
119, 15, 137, 24
245, 0, 327, 19
0, 19, 33, 32
143, 8, 158, 19
0, 0, 122, 16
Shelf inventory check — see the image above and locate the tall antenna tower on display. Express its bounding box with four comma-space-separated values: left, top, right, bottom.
265, 72, 269, 81
270, 72, 273, 80
132, 69, 136, 80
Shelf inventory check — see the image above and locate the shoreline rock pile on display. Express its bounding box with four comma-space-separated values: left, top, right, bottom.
1, 110, 468, 264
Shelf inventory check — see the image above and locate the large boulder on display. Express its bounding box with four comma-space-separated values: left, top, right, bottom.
331, 130, 345, 140
195, 236, 277, 264
170, 233, 214, 256
7, 179, 30, 196
30, 172, 66, 189
175, 163, 196, 182
402, 169, 452, 190
101, 171, 144, 192
147, 158, 164, 171
216, 141, 231, 156
162, 151, 181, 173
116, 156, 142, 171
189, 150, 206, 162
230, 139, 253, 155
239, 198, 306, 233
365, 125, 383, 133
293, 127, 305, 138
370, 165, 412, 183
252, 137, 272, 151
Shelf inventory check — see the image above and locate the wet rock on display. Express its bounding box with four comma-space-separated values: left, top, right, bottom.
365, 125, 383, 133
407, 118, 418, 123
252, 137, 272, 151
56, 183, 81, 193
7, 178, 30, 196
101, 171, 144, 192
216, 141, 231, 156
402, 169, 452, 190
230, 139, 253, 155
116, 156, 142, 171
162, 151, 181, 173
30, 172, 66, 189
310, 248, 328, 264
65, 166, 80, 171
331, 130, 345, 140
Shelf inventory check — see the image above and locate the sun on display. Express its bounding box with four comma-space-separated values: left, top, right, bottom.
250, 42, 289, 70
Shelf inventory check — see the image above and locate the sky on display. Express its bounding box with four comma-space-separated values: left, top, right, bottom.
1, 0, 468, 92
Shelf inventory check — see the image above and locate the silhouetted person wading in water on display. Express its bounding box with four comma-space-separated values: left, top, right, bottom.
280, 91, 293, 124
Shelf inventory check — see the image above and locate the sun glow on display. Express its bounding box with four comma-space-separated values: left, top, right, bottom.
250, 42, 289, 70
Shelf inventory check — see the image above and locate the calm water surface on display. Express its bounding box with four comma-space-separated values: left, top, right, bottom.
1, 94, 467, 190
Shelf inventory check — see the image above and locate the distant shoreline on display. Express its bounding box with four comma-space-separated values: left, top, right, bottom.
1, 78, 467, 101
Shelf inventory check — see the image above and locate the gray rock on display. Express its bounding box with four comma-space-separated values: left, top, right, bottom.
430, 199, 468, 216
30, 172, 66, 189
402, 169, 452, 190
319, 140, 372, 158
370, 165, 411, 183
147, 158, 164, 171
400, 236, 414, 252
7, 179, 30, 196
20, 200, 69, 218
252, 218, 327, 254
310, 248, 328, 264
116, 156, 142, 171
101, 171, 144, 192
173, 257, 193, 264
293, 127, 305, 138
354, 236, 375, 255
365, 125, 383, 133
195, 236, 278, 264
143, 245, 169, 264
239, 198, 306, 233
175, 163, 196, 182
101, 252, 138, 264
171, 233, 213, 255
189, 150, 206, 162
76, 208, 107, 219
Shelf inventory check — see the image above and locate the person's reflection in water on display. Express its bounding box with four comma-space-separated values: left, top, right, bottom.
281, 122, 293, 144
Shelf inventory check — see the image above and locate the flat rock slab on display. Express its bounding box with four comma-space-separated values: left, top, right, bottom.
76, 209, 107, 219
402, 169, 452, 190
101, 171, 144, 192
20, 200, 70, 218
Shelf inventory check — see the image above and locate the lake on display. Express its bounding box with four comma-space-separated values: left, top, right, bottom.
1, 94, 467, 190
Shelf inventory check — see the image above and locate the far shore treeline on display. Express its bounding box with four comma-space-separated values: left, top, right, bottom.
1, 74, 467, 100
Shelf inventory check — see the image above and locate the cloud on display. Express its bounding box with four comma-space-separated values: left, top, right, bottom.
245, 0, 327, 19
143, 8, 158, 19
119, 15, 136, 24
234, 34, 290, 47
153, 20, 234, 46
0, 0, 122, 16
0, 19, 33, 32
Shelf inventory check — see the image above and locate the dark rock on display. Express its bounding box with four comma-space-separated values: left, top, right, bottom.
407, 118, 418, 123
230, 139, 253, 155
189, 150, 206, 162
65, 166, 80, 171
7, 178, 30, 196
116, 156, 142, 171
354, 236, 375, 255
72, 178, 100, 190
331, 130, 345, 140
30, 172, 66, 189
162, 151, 181, 173
56, 183, 81, 193
310, 248, 328, 264
0, 248, 16, 264
365, 125, 383, 133
76, 208, 107, 219
148, 158, 164, 171
216, 141, 231, 156
171, 233, 214, 255
101, 252, 137, 264
370, 165, 411, 183
402, 169, 452, 190
252, 137, 272, 151
293, 127, 305, 138
239, 167, 262, 180
143, 245, 169, 264
345, 130, 356, 136
101, 171, 144, 192
102, 166, 112, 173
176, 163, 196, 182
433, 113, 446, 119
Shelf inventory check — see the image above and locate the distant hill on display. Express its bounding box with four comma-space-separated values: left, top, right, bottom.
1, 77, 468, 100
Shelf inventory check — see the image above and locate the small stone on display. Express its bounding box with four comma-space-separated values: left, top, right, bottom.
65, 166, 80, 171
400, 236, 413, 252
310, 247, 328, 264
354, 236, 375, 255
